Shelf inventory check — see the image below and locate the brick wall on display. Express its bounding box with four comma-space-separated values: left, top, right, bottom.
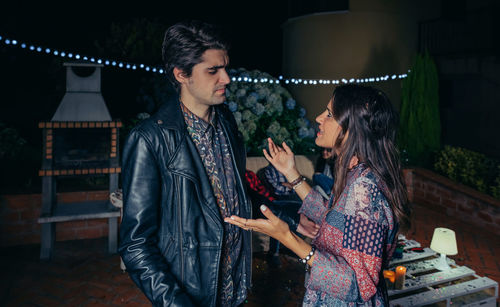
2, 167, 499, 246
0, 190, 110, 246
403, 168, 500, 236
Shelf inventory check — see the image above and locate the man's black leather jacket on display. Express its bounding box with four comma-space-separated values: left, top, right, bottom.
119, 96, 252, 307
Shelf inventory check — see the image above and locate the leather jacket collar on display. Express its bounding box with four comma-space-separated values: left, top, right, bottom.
153, 94, 246, 180
149, 94, 248, 223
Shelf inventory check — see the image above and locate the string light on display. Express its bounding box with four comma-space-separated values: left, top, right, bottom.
1, 34, 409, 84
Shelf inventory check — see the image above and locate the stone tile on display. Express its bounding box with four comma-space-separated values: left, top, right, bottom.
85, 285, 115, 301
111, 290, 143, 305
0, 203, 498, 306
85, 298, 113, 307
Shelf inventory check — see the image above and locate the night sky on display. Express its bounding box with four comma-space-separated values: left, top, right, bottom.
0, 2, 292, 143
0, 2, 291, 77
0, 1, 350, 192
0, 1, 349, 137
0, 1, 349, 76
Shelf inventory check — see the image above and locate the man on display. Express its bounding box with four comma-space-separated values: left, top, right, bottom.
119, 20, 252, 307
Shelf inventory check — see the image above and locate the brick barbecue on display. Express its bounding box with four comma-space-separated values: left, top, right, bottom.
37, 62, 121, 259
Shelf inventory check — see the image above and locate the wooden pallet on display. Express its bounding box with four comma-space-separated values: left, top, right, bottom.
387, 237, 498, 306
389, 247, 437, 266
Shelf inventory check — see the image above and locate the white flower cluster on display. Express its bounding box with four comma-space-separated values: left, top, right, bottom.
225, 68, 316, 155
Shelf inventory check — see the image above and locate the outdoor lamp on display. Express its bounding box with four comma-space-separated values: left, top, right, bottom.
430, 227, 458, 270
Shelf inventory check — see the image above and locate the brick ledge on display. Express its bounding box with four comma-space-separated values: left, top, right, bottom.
405, 167, 500, 208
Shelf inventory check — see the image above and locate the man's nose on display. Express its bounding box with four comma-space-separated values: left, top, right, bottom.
220, 69, 230, 85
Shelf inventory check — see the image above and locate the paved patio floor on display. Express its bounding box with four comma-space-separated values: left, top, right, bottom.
1, 204, 499, 306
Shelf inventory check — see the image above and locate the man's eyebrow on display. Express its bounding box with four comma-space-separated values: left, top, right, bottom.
207, 65, 226, 70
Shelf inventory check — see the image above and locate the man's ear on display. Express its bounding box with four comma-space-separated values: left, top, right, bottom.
173, 67, 188, 84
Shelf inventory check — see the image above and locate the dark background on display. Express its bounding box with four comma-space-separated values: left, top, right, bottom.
0, 0, 349, 133
1, 0, 499, 193
0, 1, 349, 192
0, 1, 349, 76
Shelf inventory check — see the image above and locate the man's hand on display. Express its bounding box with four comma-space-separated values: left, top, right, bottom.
296, 214, 320, 239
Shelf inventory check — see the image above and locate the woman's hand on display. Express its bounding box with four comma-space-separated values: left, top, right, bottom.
225, 205, 290, 243
296, 214, 320, 239
263, 138, 299, 180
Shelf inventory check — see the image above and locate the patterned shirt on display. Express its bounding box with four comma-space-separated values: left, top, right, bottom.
181, 103, 246, 307
262, 164, 294, 196
298, 163, 397, 307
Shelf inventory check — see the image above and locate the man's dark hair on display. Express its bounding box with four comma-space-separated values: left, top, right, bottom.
162, 20, 229, 93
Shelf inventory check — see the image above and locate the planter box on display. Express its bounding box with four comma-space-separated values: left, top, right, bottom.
403, 168, 500, 236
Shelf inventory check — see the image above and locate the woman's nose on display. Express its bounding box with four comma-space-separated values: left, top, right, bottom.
316, 112, 325, 124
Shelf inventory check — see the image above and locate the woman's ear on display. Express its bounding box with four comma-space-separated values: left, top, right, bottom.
173, 67, 188, 84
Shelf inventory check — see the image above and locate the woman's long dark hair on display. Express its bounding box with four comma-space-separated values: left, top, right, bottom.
330, 84, 411, 232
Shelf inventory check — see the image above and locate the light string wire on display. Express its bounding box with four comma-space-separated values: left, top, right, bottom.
0, 34, 409, 85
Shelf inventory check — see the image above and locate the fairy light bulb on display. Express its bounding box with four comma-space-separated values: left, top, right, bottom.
0, 33, 409, 83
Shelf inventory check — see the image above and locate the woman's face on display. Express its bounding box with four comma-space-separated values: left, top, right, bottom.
315, 98, 342, 150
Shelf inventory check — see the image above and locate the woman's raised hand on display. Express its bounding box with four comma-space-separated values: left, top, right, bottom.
262, 138, 298, 180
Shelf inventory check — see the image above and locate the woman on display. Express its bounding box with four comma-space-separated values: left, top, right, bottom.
225, 84, 411, 306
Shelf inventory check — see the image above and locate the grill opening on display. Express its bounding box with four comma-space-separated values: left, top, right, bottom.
53, 128, 112, 169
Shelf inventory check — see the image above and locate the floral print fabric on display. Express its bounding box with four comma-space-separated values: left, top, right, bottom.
299, 163, 397, 306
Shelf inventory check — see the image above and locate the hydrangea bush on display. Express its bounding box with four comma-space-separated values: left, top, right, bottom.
225, 68, 316, 156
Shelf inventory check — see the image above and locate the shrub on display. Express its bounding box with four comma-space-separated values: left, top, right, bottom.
434, 145, 500, 199
0, 122, 40, 193
225, 68, 316, 156
398, 51, 441, 167
490, 166, 500, 199
0, 121, 27, 160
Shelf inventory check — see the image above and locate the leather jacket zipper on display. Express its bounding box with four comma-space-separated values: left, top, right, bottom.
191, 181, 223, 306
176, 178, 184, 283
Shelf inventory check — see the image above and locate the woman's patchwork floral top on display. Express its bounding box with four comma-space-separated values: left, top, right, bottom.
299, 163, 398, 306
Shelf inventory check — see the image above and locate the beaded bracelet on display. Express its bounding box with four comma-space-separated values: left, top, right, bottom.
289, 175, 303, 186
298, 246, 316, 265
290, 176, 306, 190
292, 180, 305, 190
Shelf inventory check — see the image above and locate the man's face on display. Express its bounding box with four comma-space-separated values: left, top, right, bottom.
322, 148, 333, 159
181, 49, 230, 108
